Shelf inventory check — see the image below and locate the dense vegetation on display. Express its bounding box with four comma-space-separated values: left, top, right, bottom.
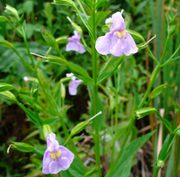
0, 0, 180, 176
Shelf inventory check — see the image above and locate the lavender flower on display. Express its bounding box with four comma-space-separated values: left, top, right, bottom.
95, 10, 138, 57
66, 31, 86, 54
66, 73, 82, 96
42, 133, 74, 174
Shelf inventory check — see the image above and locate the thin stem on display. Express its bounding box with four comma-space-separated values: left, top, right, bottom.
77, 0, 88, 21
114, 71, 118, 134
110, 104, 114, 166
21, 28, 35, 68
91, 1, 101, 175
160, 35, 169, 64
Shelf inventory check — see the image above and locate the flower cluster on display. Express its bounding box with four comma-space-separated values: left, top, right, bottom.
42, 133, 74, 174
66, 73, 82, 96
95, 10, 138, 57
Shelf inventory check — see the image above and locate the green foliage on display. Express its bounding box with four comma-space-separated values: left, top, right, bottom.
0, 0, 180, 176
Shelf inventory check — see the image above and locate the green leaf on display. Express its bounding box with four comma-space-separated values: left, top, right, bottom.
40, 27, 60, 53
97, 70, 112, 84
69, 158, 86, 177
67, 62, 90, 78
156, 114, 172, 133
19, 94, 35, 105
23, 1, 34, 16
11, 142, 33, 153
0, 83, 14, 92
149, 84, 168, 100
33, 145, 46, 156
0, 39, 15, 49
95, 0, 109, 9
175, 128, 180, 136
101, 23, 110, 33
52, 0, 75, 8
21, 106, 41, 126
126, 29, 145, 42
30, 158, 42, 169
97, 56, 124, 84
44, 118, 60, 125
22, 130, 40, 141
0, 91, 17, 102
84, 165, 101, 177
88, 11, 111, 27
56, 35, 68, 44
37, 68, 59, 115
136, 107, 158, 119
158, 134, 170, 160
107, 131, 155, 177
99, 57, 122, 75
45, 55, 67, 66
80, 0, 93, 9
172, 102, 180, 111
0, 16, 8, 22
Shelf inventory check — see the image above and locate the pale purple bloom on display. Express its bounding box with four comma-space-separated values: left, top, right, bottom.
95, 11, 138, 57
66, 73, 82, 96
42, 133, 74, 174
66, 31, 86, 54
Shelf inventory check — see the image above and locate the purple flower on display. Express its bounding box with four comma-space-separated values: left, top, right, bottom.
66, 73, 82, 96
42, 133, 74, 174
66, 31, 86, 54
95, 11, 138, 57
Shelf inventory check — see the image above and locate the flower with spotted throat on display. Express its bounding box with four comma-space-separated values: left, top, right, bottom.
42, 133, 74, 174
95, 10, 138, 56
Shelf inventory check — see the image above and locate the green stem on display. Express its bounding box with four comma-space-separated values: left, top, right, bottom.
91, 1, 101, 175
107, 36, 170, 175
77, 0, 88, 21
114, 71, 118, 134
154, 167, 161, 177
21, 29, 35, 68
110, 105, 114, 166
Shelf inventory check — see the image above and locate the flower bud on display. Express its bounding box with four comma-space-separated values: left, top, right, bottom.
157, 160, 164, 168
8, 142, 33, 153
67, 17, 83, 36
61, 83, 66, 99
5, 5, 20, 21
136, 107, 158, 119
43, 124, 53, 139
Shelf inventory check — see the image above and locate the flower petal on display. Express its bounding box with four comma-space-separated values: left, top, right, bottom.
110, 39, 123, 57
73, 31, 81, 41
49, 160, 64, 174
95, 32, 112, 55
125, 31, 138, 54
109, 32, 118, 50
106, 12, 125, 32
47, 133, 59, 152
58, 157, 72, 170
59, 145, 74, 163
66, 41, 86, 54
42, 150, 52, 174
121, 38, 132, 56
68, 80, 82, 96
77, 42, 86, 54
